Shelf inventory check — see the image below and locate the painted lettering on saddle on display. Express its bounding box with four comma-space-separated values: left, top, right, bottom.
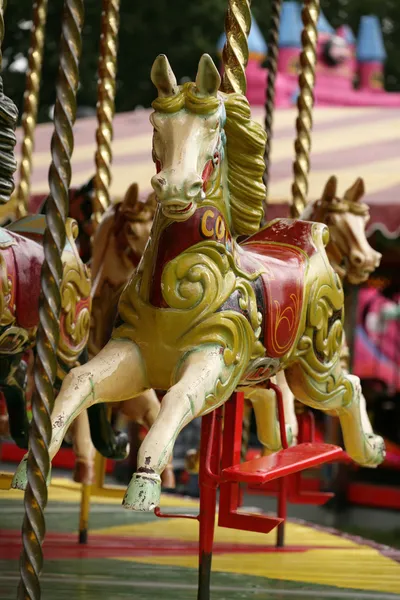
150, 206, 232, 307
241, 219, 319, 360
0, 229, 43, 331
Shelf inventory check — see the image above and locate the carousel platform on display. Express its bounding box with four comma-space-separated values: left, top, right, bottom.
1, 480, 400, 599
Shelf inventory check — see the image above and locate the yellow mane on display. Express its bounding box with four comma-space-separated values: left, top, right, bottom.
152, 82, 266, 236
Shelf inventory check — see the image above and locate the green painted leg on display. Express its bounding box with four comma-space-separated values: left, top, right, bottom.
123, 471, 161, 511
11, 453, 52, 490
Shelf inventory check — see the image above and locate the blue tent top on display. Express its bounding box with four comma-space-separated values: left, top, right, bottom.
279, 3, 334, 48
217, 13, 267, 57
279, 1, 302, 48
317, 10, 335, 35
357, 16, 387, 62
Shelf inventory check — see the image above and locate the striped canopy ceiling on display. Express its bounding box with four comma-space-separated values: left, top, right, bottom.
14, 105, 400, 236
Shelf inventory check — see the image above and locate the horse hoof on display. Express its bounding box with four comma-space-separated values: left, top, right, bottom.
11, 454, 52, 490
363, 434, 386, 468
123, 471, 161, 511
73, 460, 94, 485
114, 432, 130, 461
11, 454, 28, 490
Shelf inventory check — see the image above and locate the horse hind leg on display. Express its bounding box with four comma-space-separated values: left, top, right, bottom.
245, 384, 294, 455
285, 362, 385, 468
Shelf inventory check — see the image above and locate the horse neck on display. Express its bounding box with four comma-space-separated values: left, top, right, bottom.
304, 200, 345, 280
139, 187, 233, 304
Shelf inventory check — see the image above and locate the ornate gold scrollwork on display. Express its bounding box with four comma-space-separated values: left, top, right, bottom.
57, 218, 91, 367
0, 252, 14, 328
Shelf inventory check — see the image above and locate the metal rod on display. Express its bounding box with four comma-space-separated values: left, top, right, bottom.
17, 1, 84, 598
92, 0, 120, 228
263, 0, 283, 202
221, 0, 251, 95
0, 0, 18, 207
15, 0, 48, 219
291, 0, 320, 218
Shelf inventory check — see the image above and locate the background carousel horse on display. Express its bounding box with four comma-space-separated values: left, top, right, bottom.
12, 54, 385, 512
0, 217, 91, 468
71, 182, 175, 487
272, 175, 382, 447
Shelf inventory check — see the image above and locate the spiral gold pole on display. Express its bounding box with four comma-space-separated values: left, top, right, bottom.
221, 0, 251, 95
263, 0, 283, 199
92, 0, 120, 228
0, 0, 18, 208
15, 0, 48, 219
291, 0, 320, 218
17, 1, 84, 598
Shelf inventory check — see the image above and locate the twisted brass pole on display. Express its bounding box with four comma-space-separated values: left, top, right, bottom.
18, 1, 84, 598
15, 0, 48, 219
263, 0, 283, 199
0, 0, 18, 207
291, 0, 320, 218
92, 0, 120, 228
221, 0, 251, 95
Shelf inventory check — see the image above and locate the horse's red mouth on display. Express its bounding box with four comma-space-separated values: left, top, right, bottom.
163, 202, 193, 216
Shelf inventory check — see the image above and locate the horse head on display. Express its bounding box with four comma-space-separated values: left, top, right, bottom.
316, 176, 381, 284
149, 53, 266, 236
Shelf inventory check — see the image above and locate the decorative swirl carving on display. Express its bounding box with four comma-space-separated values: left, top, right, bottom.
221, 0, 251, 94
291, 0, 320, 218
15, 0, 48, 218
18, 2, 84, 598
161, 245, 234, 314
0, 252, 14, 327
58, 219, 91, 367
292, 225, 344, 385
92, 0, 120, 226
263, 0, 283, 197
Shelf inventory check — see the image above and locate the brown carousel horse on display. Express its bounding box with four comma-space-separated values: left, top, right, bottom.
12, 55, 385, 511
70, 183, 175, 487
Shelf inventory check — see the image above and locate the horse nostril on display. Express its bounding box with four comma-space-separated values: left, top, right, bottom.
185, 176, 203, 199
151, 174, 167, 196
350, 252, 364, 266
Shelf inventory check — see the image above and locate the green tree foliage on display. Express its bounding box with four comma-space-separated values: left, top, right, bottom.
1, 0, 400, 124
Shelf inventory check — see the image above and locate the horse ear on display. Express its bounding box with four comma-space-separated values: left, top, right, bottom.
321, 175, 337, 202
195, 54, 221, 97
151, 54, 178, 98
344, 177, 365, 203
121, 183, 139, 211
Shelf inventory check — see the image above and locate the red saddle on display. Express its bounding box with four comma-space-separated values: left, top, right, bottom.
240, 219, 319, 358
1, 229, 43, 330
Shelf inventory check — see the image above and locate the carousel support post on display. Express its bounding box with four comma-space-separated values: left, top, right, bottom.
291, 0, 320, 218
221, 0, 251, 94
91, 0, 120, 228
17, 1, 84, 598
262, 0, 283, 214
0, 0, 18, 209
15, 0, 48, 219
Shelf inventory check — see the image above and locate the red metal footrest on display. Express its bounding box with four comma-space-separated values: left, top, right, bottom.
222, 443, 342, 485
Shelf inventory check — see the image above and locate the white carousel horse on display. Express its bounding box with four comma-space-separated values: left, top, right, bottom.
12, 54, 385, 511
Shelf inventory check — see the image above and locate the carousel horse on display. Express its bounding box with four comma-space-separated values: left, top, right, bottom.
0, 216, 91, 452
273, 175, 382, 447
71, 183, 175, 487
12, 54, 385, 511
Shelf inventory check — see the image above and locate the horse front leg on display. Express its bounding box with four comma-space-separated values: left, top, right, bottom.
123, 345, 228, 511
11, 339, 149, 490
120, 391, 176, 489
